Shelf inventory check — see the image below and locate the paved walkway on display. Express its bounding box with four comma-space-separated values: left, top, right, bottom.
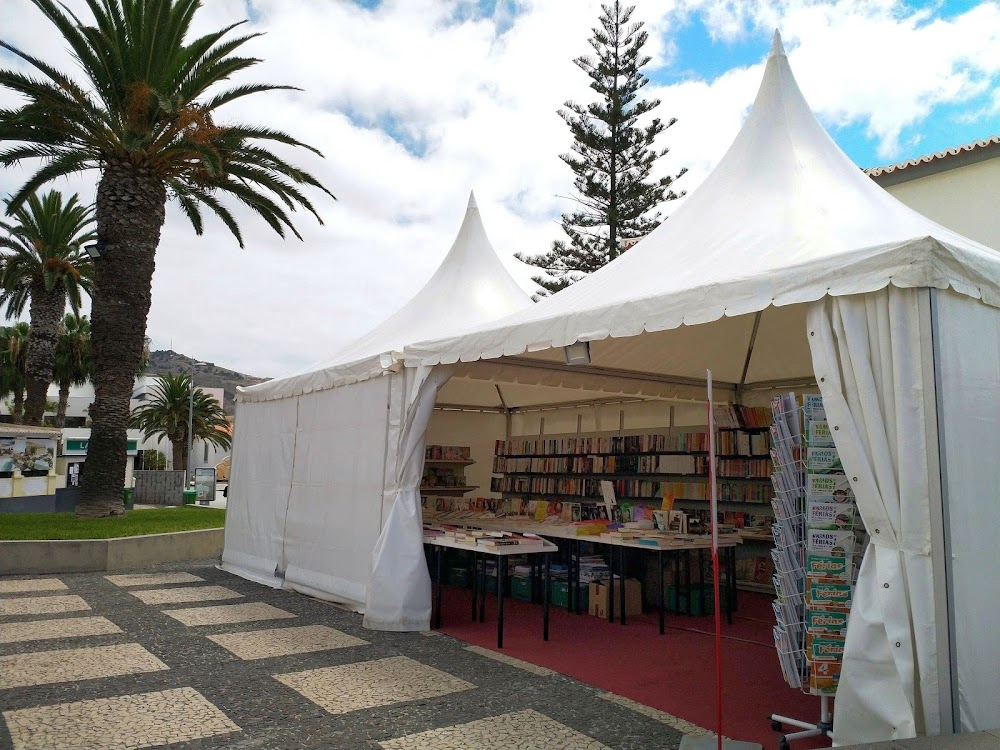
0, 561, 704, 750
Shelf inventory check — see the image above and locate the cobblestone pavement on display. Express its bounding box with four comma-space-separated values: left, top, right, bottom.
0, 561, 705, 750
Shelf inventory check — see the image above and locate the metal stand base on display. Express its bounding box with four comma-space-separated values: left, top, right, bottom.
769, 695, 833, 750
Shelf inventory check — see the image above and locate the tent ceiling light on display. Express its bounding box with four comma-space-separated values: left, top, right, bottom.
564, 341, 591, 366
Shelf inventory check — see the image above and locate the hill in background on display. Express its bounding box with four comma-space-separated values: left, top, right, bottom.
147, 350, 268, 413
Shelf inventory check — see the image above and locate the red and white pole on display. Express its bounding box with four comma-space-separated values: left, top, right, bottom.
707, 370, 723, 750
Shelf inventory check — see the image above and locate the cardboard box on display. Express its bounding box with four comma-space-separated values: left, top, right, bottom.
588, 578, 642, 618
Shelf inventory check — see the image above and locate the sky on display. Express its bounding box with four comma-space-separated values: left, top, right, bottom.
1, 0, 1000, 378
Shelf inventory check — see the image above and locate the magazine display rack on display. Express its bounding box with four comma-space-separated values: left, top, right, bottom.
768, 394, 866, 750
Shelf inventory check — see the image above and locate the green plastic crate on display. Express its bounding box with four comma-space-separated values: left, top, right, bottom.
446, 567, 470, 588
668, 584, 714, 616
511, 575, 533, 601
550, 579, 589, 610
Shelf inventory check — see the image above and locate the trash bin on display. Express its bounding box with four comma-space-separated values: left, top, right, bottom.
182, 490, 198, 505
123, 488, 134, 510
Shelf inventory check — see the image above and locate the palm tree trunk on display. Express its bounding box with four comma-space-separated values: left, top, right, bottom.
55, 378, 70, 428
172, 439, 187, 479
76, 165, 166, 518
23, 285, 66, 426
12, 389, 24, 423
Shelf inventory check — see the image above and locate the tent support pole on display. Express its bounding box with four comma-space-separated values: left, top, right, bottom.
928, 288, 958, 733
495, 385, 512, 441
495, 356, 739, 392
742, 376, 818, 392
735, 311, 763, 404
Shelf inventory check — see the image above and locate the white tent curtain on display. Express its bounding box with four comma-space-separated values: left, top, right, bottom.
808, 287, 940, 744
932, 290, 1000, 731
281, 377, 392, 610
364, 365, 454, 631
220, 397, 299, 587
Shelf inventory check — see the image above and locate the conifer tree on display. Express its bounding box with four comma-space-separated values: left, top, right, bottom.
518, 1, 686, 295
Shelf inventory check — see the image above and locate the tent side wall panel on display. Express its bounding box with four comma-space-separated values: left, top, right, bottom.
933, 289, 1000, 732
221, 397, 299, 585
282, 376, 392, 608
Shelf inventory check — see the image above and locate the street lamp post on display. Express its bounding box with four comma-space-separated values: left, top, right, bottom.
187, 362, 208, 487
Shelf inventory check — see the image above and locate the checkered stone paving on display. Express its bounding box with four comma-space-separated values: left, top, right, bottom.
0, 579, 67, 595
0, 643, 168, 689
163, 601, 296, 626
0, 616, 121, 645
381, 708, 610, 749
2, 687, 238, 749
0, 562, 695, 750
273, 655, 475, 715
129, 585, 242, 605
206, 624, 368, 660
0, 594, 89, 617
104, 572, 203, 587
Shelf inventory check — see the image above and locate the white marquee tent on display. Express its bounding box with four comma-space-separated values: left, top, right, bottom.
221, 194, 533, 617
363, 33, 1000, 745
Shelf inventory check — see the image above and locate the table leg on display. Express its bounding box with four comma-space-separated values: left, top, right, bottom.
572, 540, 581, 613
479, 558, 487, 622
619, 546, 626, 625
658, 548, 665, 635
543, 552, 550, 641
497, 555, 506, 649
434, 545, 443, 629
607, 545, 615, 623
727, 547, 736, 625
471, 552, 478, 622
685, 549, 693, 617
698, 548, 706, 617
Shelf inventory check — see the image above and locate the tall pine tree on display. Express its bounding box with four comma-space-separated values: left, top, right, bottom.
518, 1, 686, 295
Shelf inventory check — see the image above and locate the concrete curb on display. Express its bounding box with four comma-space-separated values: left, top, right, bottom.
0, 528, 224, 575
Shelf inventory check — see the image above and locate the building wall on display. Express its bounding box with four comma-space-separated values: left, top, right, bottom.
880, 157, 1000, 251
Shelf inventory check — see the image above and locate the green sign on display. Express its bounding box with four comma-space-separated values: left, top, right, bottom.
65, 439, 138, 455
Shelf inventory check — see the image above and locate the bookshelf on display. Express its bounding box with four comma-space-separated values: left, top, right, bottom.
422, 445, 476, 496
491, 406, 777, 591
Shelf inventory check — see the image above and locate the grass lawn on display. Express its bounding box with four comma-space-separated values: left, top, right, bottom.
0, 507, 226, 540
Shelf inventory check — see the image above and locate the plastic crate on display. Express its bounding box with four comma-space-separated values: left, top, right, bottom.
446, 567, 470, 588
550, 579, 589, 610
668, 584, 714, 616
511, 575, 533, 601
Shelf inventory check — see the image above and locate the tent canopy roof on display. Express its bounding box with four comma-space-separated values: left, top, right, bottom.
404, 33, 1000, 400
242, 192, 533, 402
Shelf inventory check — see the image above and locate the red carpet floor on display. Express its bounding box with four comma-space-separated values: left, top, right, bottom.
436, 586, 827, 750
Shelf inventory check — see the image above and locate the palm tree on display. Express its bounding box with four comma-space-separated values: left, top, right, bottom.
53, 314, 94, 428
0, 191, 95, 426
0, 1, 334, 516
0, 323, 30, 422
129, 373, 231, 476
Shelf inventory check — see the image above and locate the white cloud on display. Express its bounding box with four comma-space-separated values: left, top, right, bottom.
1, 0, 999, 376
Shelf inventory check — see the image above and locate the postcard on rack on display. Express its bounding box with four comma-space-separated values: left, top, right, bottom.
805, 551, 853, 582
806, 500, 856, 531
806, 474, 855, 502
806, 447, 843, 473
808, 634, 846, 663
806, 607, 850, 635
807, 420, 835, 448
806, 579, 853, 607
803, 394, 826, 422
809, 658, 842, 694
807, 528, 855, 557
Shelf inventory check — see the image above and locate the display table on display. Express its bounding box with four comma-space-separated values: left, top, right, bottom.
423, 533, 558, 648
424, 514, 741, 633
